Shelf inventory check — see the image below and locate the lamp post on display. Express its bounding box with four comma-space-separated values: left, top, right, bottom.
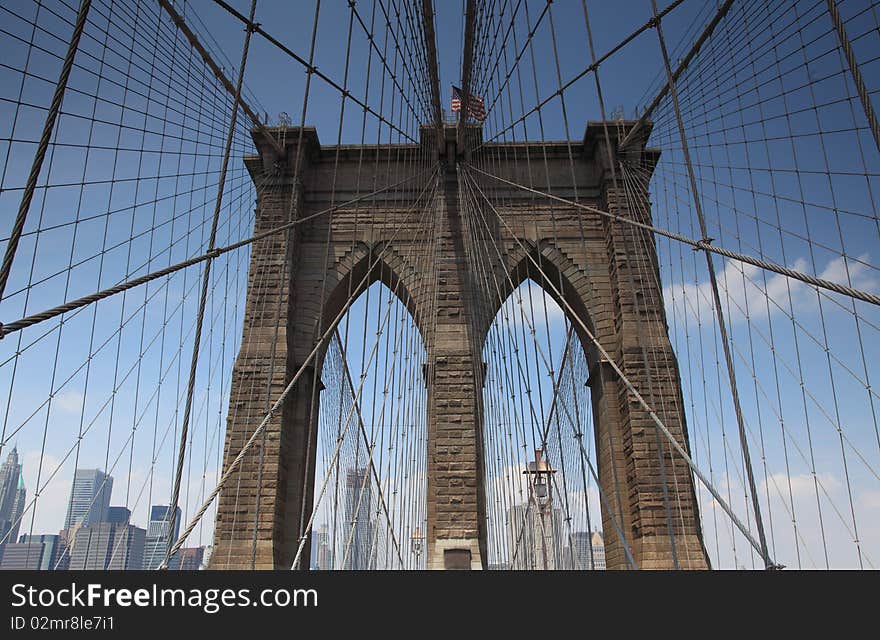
523, 447, 556, 569
411, 527, 424, 568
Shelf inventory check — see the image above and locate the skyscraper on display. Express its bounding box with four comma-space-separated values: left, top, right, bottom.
570, 530, 606, 570
105, 506, 131, 525
0, 534, 62, 570
64, 469, 112, 530
142, 505, 181, 570
344, 468, 374, 570
507, 503, 566, 570
68, 521, 145, 570
310, 524, 333, 570
590, 530, 605, 570
0, 447, 26, 547
176, 547, 205, 570
0, 542, 48, 570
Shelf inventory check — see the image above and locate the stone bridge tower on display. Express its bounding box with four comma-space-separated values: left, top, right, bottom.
208, 121, 709, 571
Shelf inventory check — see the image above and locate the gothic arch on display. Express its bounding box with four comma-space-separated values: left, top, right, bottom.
477, 238, 611, 368
321, 241, 430, 350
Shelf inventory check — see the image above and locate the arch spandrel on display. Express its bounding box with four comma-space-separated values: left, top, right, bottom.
320, 241, 431, 352
475, 237, 614, 367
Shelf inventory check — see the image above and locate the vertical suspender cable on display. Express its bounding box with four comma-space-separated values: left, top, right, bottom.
163, 0, 260, 568
648, 0, 776, 569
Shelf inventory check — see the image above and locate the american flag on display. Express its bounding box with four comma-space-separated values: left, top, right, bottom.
451, 85, 486, 122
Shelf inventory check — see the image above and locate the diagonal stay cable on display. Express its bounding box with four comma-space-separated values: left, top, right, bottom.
648, 0, 771, 569
467, 165, 880, 307
156, 0, 284, 157
0, 165, 438, 340
619, 0, 736, 150
335, 330, 406, 568
461, 164, 776, 565
163, 0, 260, 568
163, 170, 439, 564
211, 0, 420, 144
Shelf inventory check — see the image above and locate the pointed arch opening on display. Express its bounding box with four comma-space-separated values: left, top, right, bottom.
308, 251, 428, 570
480, 270, 607, 570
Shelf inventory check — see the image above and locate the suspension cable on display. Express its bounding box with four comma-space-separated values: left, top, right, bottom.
0, 0, 92, 303
467, 165, 880, 307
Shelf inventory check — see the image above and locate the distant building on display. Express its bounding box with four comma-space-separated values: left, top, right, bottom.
570, 530, 605, 570
105, 506, 131, 525
177, 547, 204, 570
0, 534, 62, 570
0, 447, 26, 547
64, 469, 112, 530
142, 505, 181, 570
344, 468, 374, 570
310, 524, 333, 570
0, 543, 46, 570
68, 521, 145, 570
590, 530, 605, 570
53, 529, 73, 570
507, 503, 566, 569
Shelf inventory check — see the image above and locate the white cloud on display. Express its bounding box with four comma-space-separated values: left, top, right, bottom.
696, 469, 880, 569
761, 471, 842, 499
818, 253, 879, 294
857, 490, 880, 511
663, 253, 878, 327
53, 391, 84, 414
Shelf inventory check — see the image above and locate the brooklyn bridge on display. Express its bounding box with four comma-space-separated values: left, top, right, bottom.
0, 0, 878, 571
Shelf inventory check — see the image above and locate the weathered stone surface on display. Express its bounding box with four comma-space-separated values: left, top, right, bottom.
209, 122, 708, 570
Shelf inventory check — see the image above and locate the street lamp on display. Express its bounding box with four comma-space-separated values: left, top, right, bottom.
523, 447, 555, 508
523, 447, 557, 570
411, 527, 424, 562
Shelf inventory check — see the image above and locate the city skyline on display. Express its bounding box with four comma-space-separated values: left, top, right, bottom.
1, 448, 608, 572
0, 450, 205, 570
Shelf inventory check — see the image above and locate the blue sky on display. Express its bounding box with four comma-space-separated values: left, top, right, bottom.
0, 0, 878, 569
